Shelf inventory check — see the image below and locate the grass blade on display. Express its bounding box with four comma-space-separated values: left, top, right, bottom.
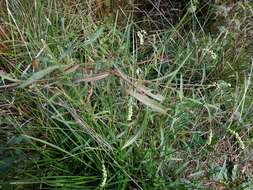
22, 135, 92, 168
121, 127, 142, 150
82, 27, 104, 47
0, 70, 20, 83
19, 65, 59, 88
60, 102, 113, 151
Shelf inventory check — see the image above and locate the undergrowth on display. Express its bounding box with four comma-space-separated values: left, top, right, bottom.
0, 0, 253, 189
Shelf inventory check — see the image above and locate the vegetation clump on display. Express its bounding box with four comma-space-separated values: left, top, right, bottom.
0, 0, 253, 189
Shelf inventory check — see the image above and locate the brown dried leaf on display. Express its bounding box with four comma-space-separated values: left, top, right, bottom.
75, 72, 110, 83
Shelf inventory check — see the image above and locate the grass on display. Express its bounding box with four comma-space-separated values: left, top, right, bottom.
1, 0, 253, 189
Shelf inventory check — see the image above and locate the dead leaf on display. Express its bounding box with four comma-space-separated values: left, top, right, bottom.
128, 90, 167, 114
64, 64, 80, 74
134, 83, 165, 102
75, 72, 110, 83
115, 68, 165, 102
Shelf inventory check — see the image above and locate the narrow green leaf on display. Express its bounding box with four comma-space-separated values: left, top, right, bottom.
0, 157, 15, 176
122, 112, 148, 150
83, 27, 104, 47
22, 135, 92, 168
0, 70, 20, 83
121, 128, 142, 150
19, 65, 59, 88
179, 73, 184, 101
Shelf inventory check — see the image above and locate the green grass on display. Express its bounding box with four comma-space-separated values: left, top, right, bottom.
1, 0, 253, 189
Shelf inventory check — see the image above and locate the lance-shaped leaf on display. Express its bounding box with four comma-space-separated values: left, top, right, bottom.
122, 126, 143, 150
75, 72, 110, 83
0, 70, 20, 83
115, 68, 165, 102
135, 84, 165, 102
82, 27, 104, 47
128, 90, 167, 114
19, 65, 59, 88
64, 64, 80, 74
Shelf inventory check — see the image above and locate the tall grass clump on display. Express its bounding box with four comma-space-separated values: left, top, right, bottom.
1, 0, 253, 189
